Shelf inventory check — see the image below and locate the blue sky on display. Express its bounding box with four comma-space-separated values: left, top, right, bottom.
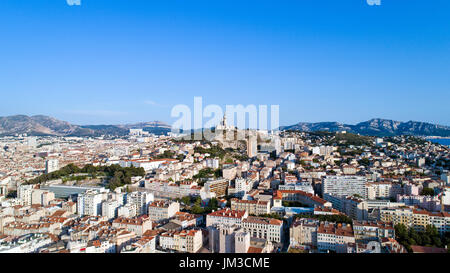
0, 0, 449, 126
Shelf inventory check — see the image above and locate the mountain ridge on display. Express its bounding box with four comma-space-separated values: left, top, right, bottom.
0, 115, 171, 137
1, 115, 449, 137
280, 118, 450, 137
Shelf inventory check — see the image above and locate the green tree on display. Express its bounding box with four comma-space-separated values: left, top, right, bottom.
421, 187, 435, 196
181, 196, 191, 205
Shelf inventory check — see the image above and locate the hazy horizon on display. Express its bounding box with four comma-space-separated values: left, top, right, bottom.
1, 113, 450, 128
1, 1, 449, 126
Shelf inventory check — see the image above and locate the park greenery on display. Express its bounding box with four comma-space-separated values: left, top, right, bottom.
194, 145, 227, 159
421, 187, 435, 196
26, 163, 145, 190
307, 131, 334, 137
282, 201, 308, 207
183, 196, 220, 214
254, 213, 283, 220
193, 168, 223, 184
395, 223, 450, 252
327, 133, 373, 147
288, 247, 308, 253
358, 158, 371, 167
153, 150, 185, 161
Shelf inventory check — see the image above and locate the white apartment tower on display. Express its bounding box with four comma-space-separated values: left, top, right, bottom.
45, 159, 59, 174
322, 176, 367, 198
102, 200, 120, 219
126, 191, 154, 215
77, 190, 103, 216
247, 133, 258, 158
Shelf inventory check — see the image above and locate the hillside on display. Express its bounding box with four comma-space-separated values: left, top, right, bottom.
281, 118, 450, 137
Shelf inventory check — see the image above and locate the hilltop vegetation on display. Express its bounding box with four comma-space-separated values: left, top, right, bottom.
395, 224, 450, 252
26, 163, 145, 190
326, 133, 373, 147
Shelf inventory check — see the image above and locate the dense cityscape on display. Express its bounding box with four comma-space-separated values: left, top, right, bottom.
1, 2, 449, 267
0, 115, 449, 254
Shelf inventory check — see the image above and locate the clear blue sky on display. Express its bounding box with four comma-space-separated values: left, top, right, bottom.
1, 0, 449, 126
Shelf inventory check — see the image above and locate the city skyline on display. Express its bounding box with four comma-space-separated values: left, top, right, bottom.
1, 0, 450, 260
1, 0, 450, 126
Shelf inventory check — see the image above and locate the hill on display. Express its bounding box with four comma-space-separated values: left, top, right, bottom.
281, 118, 450, 137
0, 115, 171, 137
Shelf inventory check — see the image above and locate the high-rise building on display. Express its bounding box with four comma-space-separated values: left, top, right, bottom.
45, 159, 59, 174
126, 191, 154, 215
205, 158, 220, 169
148, 200, 180, 222
204, 179, 229, 197
440, 172, 449, 185
31, 189, 55, 206
322, 176, 367, 198
234, 178, 252, 198
77, 190, 104, 216
273, 136, 282, 155
17, 184, 34, 206
27, 137, 37, 149
102, 200, 120, 219
247, 133, 257, 158
416, 158, 426, 167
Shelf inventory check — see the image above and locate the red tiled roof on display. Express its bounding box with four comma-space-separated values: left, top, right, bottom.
410, 245, 447, 253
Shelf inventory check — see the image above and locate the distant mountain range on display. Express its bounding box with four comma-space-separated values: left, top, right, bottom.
280, 118, 450, 137
1, 115, 449, 137
0, 115, 171, 137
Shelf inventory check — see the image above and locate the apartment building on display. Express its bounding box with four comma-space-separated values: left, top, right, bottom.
17, 184, 35, 206
317, 222, 355, 253
159, 229, 203, 253
223, 166, 237, 180
412, 209, 450, 234
118, 203, 137, 218
145, 180, 201, 199
171, 212, 203, 228
0, 233, 54, 253
380, 206, 450, 235
241, 216, 284, 243
45, 159, 59, 174
77, 190, 104, 216
322, 176, 367, 198
205, 158, 220, 169
233, 178, 253, 198
126, 191, 154, 215
3, 222, 60, 237
206, 208, 248, 227
31, 189, 55, 206
102, 200, 120, 220
397, 195, 440, 212
274, 190, 332, 208
366, 182, 393, 200
204, 179, 229, 197
230, 198, 271, 216
380, 207, 414, 227
289, 218, 319, 247
148, 200, 180, 222
279, 181, 314, 195
83, 240, 116, 253
121, 236, 156, 253
112, 215, 153, 236
352, 220, 395, 242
